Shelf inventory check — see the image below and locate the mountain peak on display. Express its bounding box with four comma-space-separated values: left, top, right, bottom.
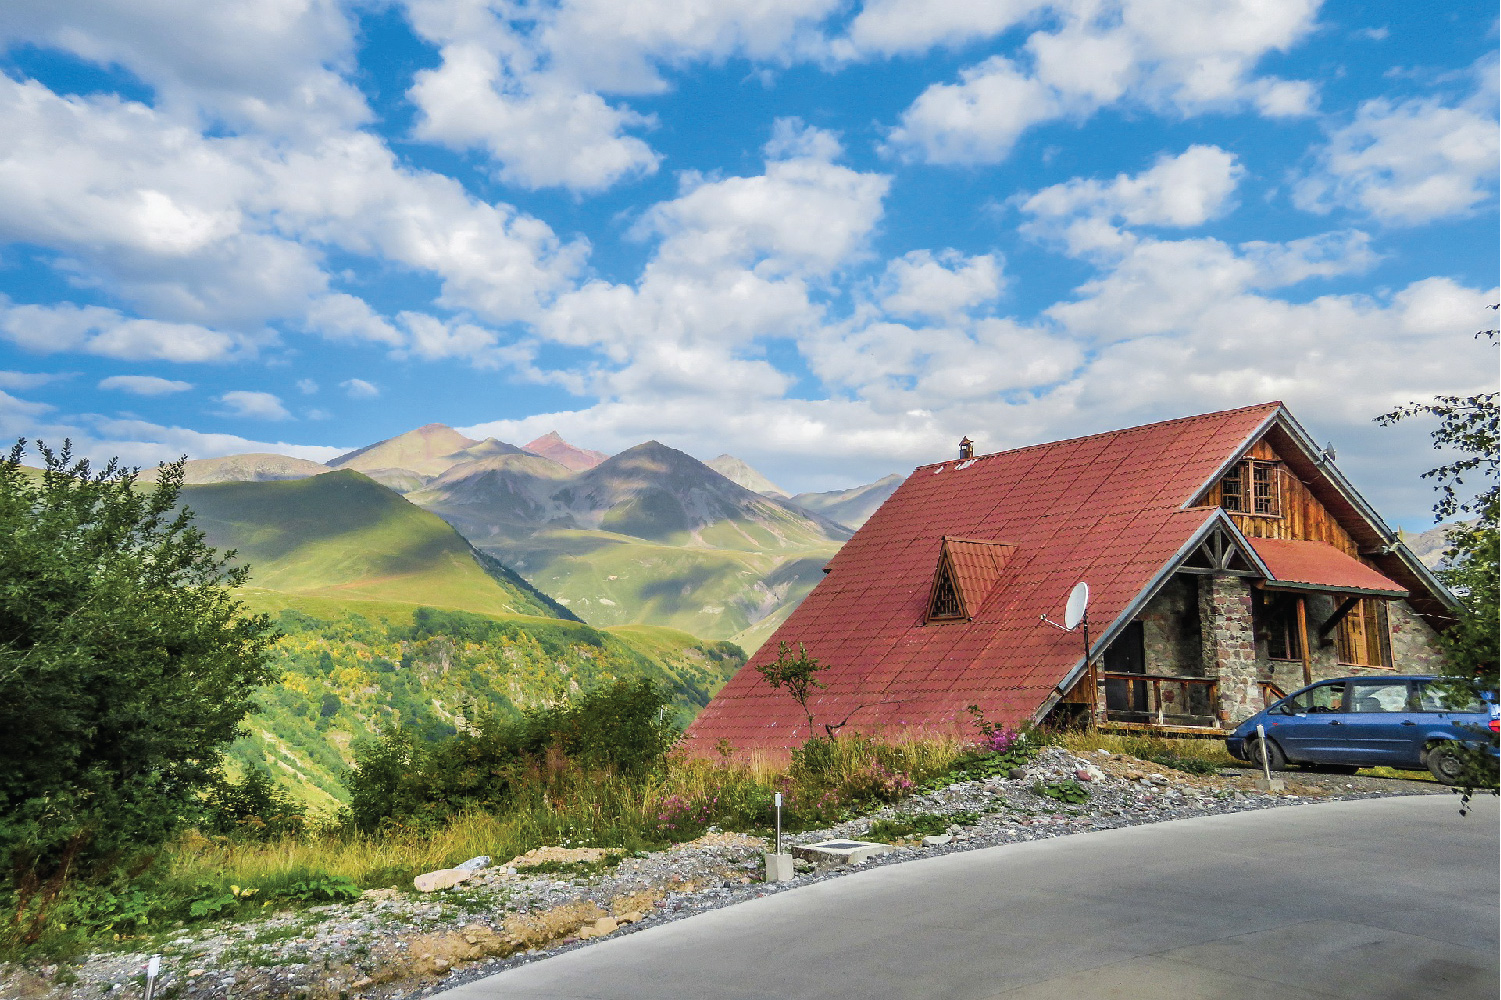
329, 424, 479, 477
523, 431, 609, 472
706, 454, 787, 498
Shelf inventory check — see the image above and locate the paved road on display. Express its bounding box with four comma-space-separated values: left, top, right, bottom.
440, 796, 1499, 1000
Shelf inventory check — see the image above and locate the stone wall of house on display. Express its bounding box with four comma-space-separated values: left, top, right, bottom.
1199, 575, 1262, 724
1386, 600, 1448, 673
1138, 576, 1202, 677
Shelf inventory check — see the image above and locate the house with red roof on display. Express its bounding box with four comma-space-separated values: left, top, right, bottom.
684, 403, 1454, 754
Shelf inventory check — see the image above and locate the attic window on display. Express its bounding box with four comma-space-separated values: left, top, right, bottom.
928, 564, 964, 620
1220, 459, 1282, 517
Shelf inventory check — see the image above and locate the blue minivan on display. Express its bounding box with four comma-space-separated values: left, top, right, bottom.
1226, 675, 1500, 784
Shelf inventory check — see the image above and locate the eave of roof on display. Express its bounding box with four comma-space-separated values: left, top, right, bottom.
1248, 536, 1408, 597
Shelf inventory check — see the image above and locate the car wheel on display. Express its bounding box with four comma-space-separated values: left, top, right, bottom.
1247, 737, 1287, 772
1425, 742, 1466, 785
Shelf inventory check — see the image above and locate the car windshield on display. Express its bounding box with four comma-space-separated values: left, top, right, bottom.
1415, 680, 1489, 713
1280, 681, 1346, 714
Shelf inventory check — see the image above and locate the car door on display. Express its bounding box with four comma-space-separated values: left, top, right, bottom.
1336, 678, 1419, 766
1268, 681, 1349, 763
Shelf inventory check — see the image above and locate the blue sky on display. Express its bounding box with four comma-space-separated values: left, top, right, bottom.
0, 0, 1495, 526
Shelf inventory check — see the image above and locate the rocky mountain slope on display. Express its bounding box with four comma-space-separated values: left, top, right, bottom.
790, 473, 904, 529
408, 442, 850, 646
524, 431, 609, 471
141, 453, 330, 484
706, 454, 787, 497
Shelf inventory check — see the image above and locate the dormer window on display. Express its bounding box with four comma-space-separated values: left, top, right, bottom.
928, 563, 964, 619
924, 537, 1016, 624
1220, 459, 1281, 517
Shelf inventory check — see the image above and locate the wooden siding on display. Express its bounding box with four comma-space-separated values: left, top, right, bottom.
1204, 439, 1361, 556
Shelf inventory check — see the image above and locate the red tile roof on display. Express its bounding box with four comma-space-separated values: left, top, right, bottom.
686, 403, 1285, 753
1248, 538, 1407, 597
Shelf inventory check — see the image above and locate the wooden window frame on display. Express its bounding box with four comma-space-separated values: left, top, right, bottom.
1220, 459, 1283, 518
1255, 591, 1303, 662
926, 560, 965, 621
1335, 599, 1392, 668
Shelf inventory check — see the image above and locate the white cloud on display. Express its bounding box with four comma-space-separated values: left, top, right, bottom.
882, 0, 1321, 165
1021, 145, 1245, 256
1293, 64, 1499, 225
98, 374, 194, 395
303, 294, 403, 346
400, 0, 841, 192
85, 416, 346, 466
884, 56, 1061, 164
877, 250, 1003, 321
217, 390, 291, 420
409, 44, 661, 193
296, 378, 319, 394
0, 299, 245, 362
340, 378, 379, 399
0, 370, 69, 390
0, 0, 367, 135
837, 0, 1047, 59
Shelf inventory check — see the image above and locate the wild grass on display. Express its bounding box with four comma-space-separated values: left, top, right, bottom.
1054, 730, 1242, 772
165, 733, 973, 897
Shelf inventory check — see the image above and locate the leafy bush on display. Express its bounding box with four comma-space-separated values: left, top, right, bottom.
867, 811, 978, 842
201, 769, 306, 841
344, 679, 676, 832
1143, 752, 1220, 776
1034, 779, 1090, 805
276, 875, 360, 904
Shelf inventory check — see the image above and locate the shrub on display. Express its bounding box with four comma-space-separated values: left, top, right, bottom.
201, 769, 306, 841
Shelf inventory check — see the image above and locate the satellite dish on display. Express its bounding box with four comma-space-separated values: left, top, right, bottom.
1064, 581, 1089, 631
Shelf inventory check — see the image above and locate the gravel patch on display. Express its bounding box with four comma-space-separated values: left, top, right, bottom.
0, 748, 1448, 1000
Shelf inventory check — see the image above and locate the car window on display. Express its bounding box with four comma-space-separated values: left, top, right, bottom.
1283, 681, 1347, 714
1415, 680, 1487, 713
1349, 680, 1410, 713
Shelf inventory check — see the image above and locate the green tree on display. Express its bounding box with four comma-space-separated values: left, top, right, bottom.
0, 441, 277, 905
756, 642, 827, 737
1377, 321, 1498, 805
1376, 324, 1498, 688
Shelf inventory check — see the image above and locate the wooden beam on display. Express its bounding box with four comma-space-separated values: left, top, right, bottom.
1296, 594, 1312, 686
1318, 596, 1362, 640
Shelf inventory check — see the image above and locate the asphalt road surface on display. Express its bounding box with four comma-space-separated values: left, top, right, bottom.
440, 795, 1499, 1000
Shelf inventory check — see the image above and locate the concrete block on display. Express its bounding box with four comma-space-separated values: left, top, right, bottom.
792, 840, 895, 866
764, 853, 795, 882
1253, 777, 1286, 792
921, 834, 952, 847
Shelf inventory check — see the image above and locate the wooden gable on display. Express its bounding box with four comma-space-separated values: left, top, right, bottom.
1199, 437, 1362, 556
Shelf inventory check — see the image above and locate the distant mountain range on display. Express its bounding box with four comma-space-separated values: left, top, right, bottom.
168, 424, 899, 649
790, 474, 904, 530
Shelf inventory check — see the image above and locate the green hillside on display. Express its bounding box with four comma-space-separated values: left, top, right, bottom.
228, 594, 744, 813
182, 471, 573, 620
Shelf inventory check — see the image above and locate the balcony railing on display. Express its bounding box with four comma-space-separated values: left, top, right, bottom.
1102, 672, 1219, 726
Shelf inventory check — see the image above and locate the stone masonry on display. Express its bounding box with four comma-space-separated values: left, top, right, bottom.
1199, 574, 1262, 725
1386, 600, 1447, 673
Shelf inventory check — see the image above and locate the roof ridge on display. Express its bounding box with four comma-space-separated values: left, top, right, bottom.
917, 401, 1283, 471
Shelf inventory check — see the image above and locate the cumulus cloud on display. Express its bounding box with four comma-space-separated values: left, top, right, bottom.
340, 378, 379, 398
1293, 61, 1499, 225
0, 0, 368, 135
877, 250, 1003, 321
296, 378, 319, 394
0, 299, 245, 362
217, 390, 292, 420
98, 374, 194, 395
0, 370, 70, 390
1020, 145, 1245, 257
883, 0, 1320, 164
402, 0, 839, 193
